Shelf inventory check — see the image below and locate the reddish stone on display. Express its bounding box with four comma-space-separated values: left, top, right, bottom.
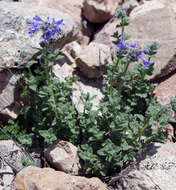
154, 73, 176, 105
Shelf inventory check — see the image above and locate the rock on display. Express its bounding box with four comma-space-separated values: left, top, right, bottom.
44, 140, 80, 175
83, 0, 120, 23
64, 41, 82, 59
72, 77, 104, 112
75, 42, 112, 78
166, 124, 174, 143
94, 0, 176, 79
0, 140, 24, 172
14, 166, 108, 190
0, 70, 20, 119
122, 0, 140, 15
23, 0, 83, 7
154, 72, 176, 105
52, 50, 77, 83
109, 142, 176, 190
0, 140, 23, 190
0, 1, 79, 69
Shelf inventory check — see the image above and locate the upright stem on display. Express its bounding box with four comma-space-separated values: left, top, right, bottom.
118, 61, 130, 97
132, 116, 150, 141
43, 54, 59, 121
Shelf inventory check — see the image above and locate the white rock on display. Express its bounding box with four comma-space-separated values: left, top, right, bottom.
44, 140, 81, 175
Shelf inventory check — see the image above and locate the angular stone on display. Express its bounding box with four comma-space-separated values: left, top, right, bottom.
83, 0, 120, 23
109, 142, 176, 190
0, 140, 23, 172
52, 50, 77, 82
72, 78, 104, 112
75, 42, 112, 78
14, 166, 108, 190
44, 140, 80, 175
0, 1, 79, 69
154, 72, 176, 105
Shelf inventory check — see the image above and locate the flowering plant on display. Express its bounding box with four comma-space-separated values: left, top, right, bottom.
29, 15, 64, 44
1, 12, 172, 177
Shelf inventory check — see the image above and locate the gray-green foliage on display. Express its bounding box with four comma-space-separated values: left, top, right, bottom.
0, 11, 173, 177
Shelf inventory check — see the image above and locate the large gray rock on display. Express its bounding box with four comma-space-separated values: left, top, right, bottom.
109, 142, 176, 190
0, 1, 79, 70
94, 0, 176, 79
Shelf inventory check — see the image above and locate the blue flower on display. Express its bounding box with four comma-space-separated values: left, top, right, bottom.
143, 49, 149, 54
116, 34, 130, 53
33, 15, 43, 22
29, 15, 64, 44
142, 58, 152, 69
114, 9, 126, 19
116, 35, 152, 69
29, 21, 42, 35
44, 24, 53, 44
114, 13, 118, 18
137, 53, 152, 69
54, 19, 64, 35
130, 42, 138, 49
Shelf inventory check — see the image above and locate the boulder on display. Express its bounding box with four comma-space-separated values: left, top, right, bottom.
52, 50, 77, 83
94, 0, 176, 79
64, 41, 82, 59
154, 72, 176, 105
75, 42, 112, 78
14, 166, 108, 190
83, 0, 120, 23
0, 1, 79, 69
44, 140, 80, 175
108, 142, 176, 190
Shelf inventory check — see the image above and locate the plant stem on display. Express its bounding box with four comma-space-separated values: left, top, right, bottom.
43, 57, 59, 122
132, 116, 150, 141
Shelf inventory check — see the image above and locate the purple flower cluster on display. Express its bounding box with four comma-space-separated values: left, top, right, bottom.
29, 15, 64, 44
116, 34, 152, 69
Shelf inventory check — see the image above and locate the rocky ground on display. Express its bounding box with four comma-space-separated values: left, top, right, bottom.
0, 0, 176, 189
